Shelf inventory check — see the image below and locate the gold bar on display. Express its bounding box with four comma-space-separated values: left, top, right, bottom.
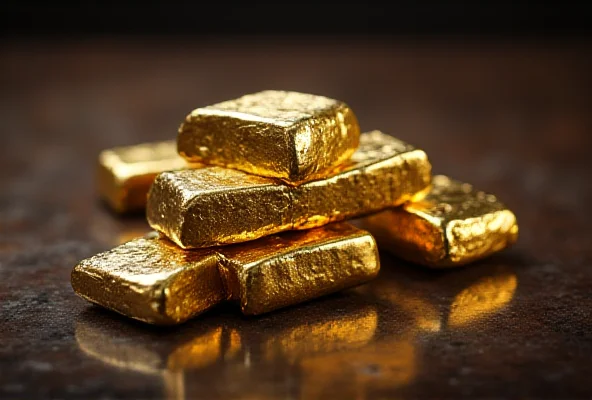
98, 141, 189, 213
71, 232, 224, 325
218, 223, 380, 316
71, 223, 379, 325
148, 130, 431, 248
177, 90, 360, 182
360, 175, 519, 267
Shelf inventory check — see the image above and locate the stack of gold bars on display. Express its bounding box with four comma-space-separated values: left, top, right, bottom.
71, 90, 518, 325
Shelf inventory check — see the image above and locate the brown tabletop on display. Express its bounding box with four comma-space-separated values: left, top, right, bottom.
1, 38, 591, 399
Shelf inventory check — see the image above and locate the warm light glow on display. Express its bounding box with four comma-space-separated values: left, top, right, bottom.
448, 272, 518, 327
299, 338, 416, 399
264, 307, 378, 363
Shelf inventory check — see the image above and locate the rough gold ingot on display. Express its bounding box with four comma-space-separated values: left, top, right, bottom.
71, 223, 379, 324
71, 232, 224, 325
361, 175, 519, 267
177, 90, 360, 182
148, 130, 431, 249
218, 223, 379, 315
97, 140, 189, 213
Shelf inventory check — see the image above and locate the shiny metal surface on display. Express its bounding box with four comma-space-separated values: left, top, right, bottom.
218, 223, 379, 316
360, 175, 518, 267
72, 224, 379, 324
97, 141, 190, 213
1, 41, 591, 399
148, 131, 430, 248
71, 233, 224, 325
178, 90, 360, 182
70, 263, 523, 400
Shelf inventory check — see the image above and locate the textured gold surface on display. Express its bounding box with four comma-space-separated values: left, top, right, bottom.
218, 223, 380, 315
97, 141, 190, 213
148, 130, 431, 248
360, 175, 519, 267
72, 224, 379, 324
71, 232, 224, 325
177, 90, 360, 182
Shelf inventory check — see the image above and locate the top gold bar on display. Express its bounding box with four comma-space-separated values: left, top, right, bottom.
177, 90, 360, 182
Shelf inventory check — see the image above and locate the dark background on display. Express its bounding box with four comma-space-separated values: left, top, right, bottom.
1, 2, 592, 400
2, 1, 592, 38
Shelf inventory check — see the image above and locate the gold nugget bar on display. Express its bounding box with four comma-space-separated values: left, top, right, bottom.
98, 141, 189, 213
71, 223, 379, 325
71, 232, 224, 325
360, 175, 519, 267
148, 131, 431, 248
177, 90, 360, 182
217, 223, 379, 315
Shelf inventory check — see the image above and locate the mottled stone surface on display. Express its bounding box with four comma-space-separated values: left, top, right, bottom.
1, 40, 591, 399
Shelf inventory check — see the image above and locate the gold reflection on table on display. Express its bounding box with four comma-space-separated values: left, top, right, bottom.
365, 279, 442, 333
75, 266, 518, 399
263, 305, 377, 363
371, 269, 518, 334
300, 338, 416, 400
448, 271, 518, 327
166, 327, 223, 371
76, 320, 165, 375
75, 321, 226, 400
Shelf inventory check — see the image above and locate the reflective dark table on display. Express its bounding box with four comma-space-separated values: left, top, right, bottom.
1, 39, 591, 399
